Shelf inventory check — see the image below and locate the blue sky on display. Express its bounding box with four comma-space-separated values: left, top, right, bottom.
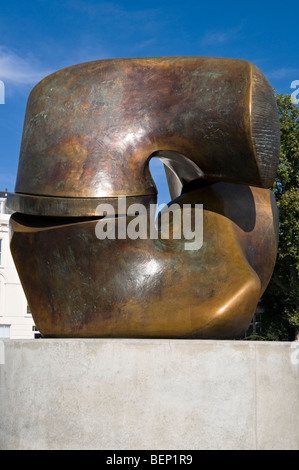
0, 0, 298, 205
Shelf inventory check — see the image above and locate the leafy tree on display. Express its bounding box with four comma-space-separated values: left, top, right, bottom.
258, 93, 299, 341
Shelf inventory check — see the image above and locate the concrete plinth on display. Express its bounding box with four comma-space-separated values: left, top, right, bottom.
1, 339, 299, 450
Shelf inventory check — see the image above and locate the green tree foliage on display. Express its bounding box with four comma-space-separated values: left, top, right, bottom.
258, 93, 299, 341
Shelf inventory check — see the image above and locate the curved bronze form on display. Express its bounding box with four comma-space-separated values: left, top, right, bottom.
7, 57, 280, 338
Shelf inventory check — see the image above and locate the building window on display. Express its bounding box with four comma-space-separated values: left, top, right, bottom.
0, 324, 10, 338
32, 325, 42, 339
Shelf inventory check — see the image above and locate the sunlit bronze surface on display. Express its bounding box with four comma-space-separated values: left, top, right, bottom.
9, 183, 278, 338
8, 56, 280, 216
7, 57, 280, 338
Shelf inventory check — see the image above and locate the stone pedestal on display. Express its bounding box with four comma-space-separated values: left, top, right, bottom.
1, 339, 299, 450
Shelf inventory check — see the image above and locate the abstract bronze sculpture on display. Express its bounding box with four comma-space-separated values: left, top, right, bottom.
7, 57, 280, 338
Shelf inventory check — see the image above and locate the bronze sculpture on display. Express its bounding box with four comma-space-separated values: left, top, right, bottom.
7, 57, 280, 338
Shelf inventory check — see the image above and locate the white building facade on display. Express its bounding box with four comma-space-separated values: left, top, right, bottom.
0, 192, 35, 339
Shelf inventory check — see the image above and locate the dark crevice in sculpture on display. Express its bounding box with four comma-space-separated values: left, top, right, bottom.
11, 213, 104, 228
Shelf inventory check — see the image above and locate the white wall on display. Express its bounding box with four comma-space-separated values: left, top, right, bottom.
0, 202, 35, 339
